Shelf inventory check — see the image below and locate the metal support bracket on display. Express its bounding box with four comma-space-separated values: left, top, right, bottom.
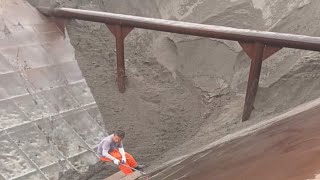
239, 42, 282, 61
240, 42, 282, 121
53, 18, 70, 38
106, 25, 133, 93
240, 42, 263, 121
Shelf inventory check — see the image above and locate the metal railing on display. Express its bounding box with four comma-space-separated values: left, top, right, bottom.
38, 7, 320, 121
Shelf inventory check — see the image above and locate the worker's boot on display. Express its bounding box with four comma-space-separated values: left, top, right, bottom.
135, 165, 145, 171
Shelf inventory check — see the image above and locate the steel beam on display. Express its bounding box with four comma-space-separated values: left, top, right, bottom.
106, 25, 133, 93
38, 7, 320, 52
242, 42, 265, 121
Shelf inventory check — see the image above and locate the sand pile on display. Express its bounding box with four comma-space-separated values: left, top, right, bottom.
27, 0, 320, 179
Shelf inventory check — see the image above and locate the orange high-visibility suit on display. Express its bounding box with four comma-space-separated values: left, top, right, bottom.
100, 149, 138, 175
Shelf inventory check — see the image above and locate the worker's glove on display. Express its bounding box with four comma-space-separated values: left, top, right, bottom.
121, 156, 126, 164
113, 159, 120, 165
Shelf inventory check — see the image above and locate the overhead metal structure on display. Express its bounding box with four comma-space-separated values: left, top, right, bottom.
38, 7, 320, 121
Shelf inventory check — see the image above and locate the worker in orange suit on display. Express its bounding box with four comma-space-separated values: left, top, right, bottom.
97, 130, 144, 175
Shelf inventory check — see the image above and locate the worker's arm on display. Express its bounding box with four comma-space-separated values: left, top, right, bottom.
118, 142, 126, 164
101, 140, 120, 165
119, 147, 125, 157
102, 148, 115, 160
102, 148, 120, 165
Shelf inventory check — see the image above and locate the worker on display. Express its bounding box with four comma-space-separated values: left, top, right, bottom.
97, 130, 144, 175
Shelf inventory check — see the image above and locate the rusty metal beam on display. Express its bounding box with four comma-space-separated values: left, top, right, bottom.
106, 25, 133, 93
239, 42, 281, 121
242, 42, 265, 121
38, 7, 320, 52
